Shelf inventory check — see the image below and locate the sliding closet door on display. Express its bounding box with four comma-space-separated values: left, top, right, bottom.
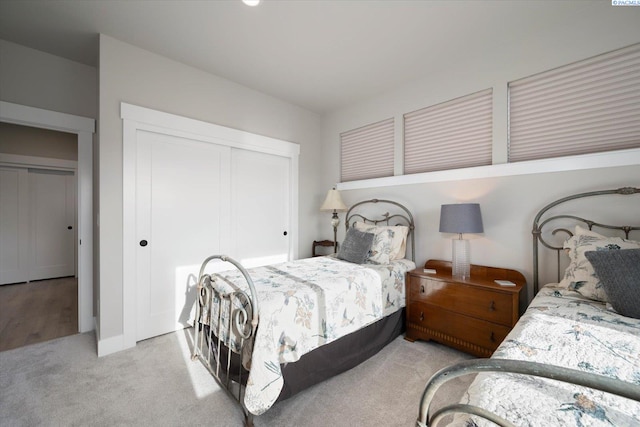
135, 131, 231, 341
0, 167, 29, 285
1, 167, 75, 285
230, 149, 291, 267
28, 170, 76, 281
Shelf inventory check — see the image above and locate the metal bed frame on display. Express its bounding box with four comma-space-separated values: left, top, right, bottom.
345, 198, 416, 263
191, 199, 415, 426
416, 186, 640, 427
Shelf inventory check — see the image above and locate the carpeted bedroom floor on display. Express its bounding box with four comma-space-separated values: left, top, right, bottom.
0, 329, 474, 426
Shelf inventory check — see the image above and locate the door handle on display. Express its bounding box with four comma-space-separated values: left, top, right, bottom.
140, 240, 148, 247
283, 231, 288, 236
67, 226, 73, 230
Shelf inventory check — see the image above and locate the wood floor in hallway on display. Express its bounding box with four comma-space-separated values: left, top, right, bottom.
0, 277, 78, 352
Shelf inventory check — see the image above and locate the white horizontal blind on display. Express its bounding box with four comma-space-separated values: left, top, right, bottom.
509, 43, 640, 162
340, 118, 394, 182
404, 89, 492, 174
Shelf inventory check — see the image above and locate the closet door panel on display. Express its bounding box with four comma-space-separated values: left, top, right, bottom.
0, 167, 29, 285
136, 131, 231, 341
231, 149, 291, 268
28, 170, 75, 281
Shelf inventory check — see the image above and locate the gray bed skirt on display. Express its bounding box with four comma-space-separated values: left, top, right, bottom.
277, 308, 405, 401
202, 308, 405, 403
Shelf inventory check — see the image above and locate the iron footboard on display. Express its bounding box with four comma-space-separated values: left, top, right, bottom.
191, 255, 259, 427
416, 358, 640, 427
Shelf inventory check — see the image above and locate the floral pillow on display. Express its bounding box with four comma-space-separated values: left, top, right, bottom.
560, 225, 640, 302
353, 222, 409, 264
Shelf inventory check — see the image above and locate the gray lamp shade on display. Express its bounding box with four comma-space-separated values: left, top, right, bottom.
439, 203, 484, 234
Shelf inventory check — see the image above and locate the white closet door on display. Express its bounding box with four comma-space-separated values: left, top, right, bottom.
136, 131, 231, 341
231, 149, 291, 268
28, 170, 76, 281
0, 167, 29, 285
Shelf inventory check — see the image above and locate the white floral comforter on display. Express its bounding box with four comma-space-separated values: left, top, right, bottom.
459, 285, 640, 426
207, 256, 415, 415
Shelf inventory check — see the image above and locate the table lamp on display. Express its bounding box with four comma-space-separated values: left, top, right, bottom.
320, 188, 348, 252
439, 203, 484, 279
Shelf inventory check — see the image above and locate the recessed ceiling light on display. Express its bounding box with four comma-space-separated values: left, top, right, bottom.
243, 0, 261, 6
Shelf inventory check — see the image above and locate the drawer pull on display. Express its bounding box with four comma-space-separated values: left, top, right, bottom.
420, 285, 425, 293
490, 331, 496, 342
489, 300, 496, 311
420, 311, 424, 322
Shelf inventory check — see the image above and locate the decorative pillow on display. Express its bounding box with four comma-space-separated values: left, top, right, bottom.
354, 222, 409, 263
585, 249, 640, 319
560, 225, 640, 301
337, 227, 375, 264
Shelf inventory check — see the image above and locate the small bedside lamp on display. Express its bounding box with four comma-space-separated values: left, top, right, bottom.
439, 203, 484, 280
320, 188, 348, 252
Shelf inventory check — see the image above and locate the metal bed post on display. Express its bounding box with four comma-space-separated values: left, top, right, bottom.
191, 255, 259, 427
532, 186, 639, 294
417, 359, 640, 427
345, 198, 416, 262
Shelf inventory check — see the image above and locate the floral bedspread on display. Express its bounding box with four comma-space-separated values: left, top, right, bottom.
206, 256, 415, 415
458, 285, 640, 426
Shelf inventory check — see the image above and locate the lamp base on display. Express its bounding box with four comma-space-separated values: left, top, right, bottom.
331, 211, 340, 253
451, 238, 470, 280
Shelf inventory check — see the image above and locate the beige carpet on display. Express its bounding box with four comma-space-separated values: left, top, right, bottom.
0, 329, 474, 426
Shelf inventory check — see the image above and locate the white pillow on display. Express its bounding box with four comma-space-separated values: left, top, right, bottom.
353, 222, 409, 263
560, 225, 640, 302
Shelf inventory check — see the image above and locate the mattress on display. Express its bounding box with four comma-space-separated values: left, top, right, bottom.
207, 255, 415, 415
457, 284, 640, 426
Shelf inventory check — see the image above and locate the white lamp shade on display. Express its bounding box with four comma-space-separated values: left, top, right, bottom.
320, 189, 347, 212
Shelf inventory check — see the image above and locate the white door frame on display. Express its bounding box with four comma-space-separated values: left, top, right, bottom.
121, 102, 299, 351
0, 101, 95, 333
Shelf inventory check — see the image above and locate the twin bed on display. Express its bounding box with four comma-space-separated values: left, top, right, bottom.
418, 186, 640, 426
191, 199, 416, 425
191, 187, 640, 426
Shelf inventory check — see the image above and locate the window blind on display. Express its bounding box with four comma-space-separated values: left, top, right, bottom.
404, 89, 492, 174
509, 43, 640, 162
340, 117, 394, 182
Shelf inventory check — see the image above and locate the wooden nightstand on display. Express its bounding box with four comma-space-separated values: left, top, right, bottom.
405, 259, 525, 357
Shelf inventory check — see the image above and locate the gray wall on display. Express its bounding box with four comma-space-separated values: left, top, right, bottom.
98, 34, 322, 341
0, 39, 99, 317
0, 39, 97, 118
0, 122, 77, 160
320, 2, 640, 303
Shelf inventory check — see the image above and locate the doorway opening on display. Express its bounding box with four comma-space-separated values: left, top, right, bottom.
0, 101, 95, 336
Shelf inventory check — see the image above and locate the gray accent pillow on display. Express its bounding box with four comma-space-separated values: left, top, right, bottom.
337, 227, 375, 264
585, 248, 640, 319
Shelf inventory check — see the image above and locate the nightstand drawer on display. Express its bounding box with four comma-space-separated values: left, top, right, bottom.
408, 301, 511, 352
410, 276, 514, 326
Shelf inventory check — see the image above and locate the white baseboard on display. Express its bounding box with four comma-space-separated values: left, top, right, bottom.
97, 332, 134, 357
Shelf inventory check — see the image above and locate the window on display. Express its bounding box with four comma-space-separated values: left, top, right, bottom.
403, 89, 492, 174
509, 43, 640, 162
340, 117, 394, 182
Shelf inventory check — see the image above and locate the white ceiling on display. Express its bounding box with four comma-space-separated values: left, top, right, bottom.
0, 0, 625, 113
